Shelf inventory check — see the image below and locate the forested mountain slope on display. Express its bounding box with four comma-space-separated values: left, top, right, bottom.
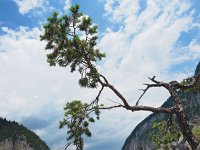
0, 118, 50, 150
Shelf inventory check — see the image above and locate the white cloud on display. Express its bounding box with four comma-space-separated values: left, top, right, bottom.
0, 26, 98, 148
64, 0, 71, 11
104, 0, 140, 23
1, 0, 200, 150
189, 39, 200, 53
12, 0, 46, 14
0, 25, 159, 149
0, 26, 50, 120
97, 0, 199, 147
100, 0, 195, 81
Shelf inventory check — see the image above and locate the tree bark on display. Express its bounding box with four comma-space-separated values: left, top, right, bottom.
99, 74, 200, 149
176, 111, 199, 149
167, 83, 199, 149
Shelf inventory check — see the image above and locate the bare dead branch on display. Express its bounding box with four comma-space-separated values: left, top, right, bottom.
128, 105, 176, 114
99, 74, 108, 84
136, 86, 150, 106
148, 76, 159, 84
107, 98, 123, 105
97, 103, 176, 115
98, 70, 199, 149
98, 104, 124, 110
104, 83, 130, 108
86, 86, 104, 109
172, 74, 200, 89
94, 86, 104, 104
136, 81, 166, 105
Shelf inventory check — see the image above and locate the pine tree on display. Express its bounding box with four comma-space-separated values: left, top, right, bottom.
41, 4, 200, 150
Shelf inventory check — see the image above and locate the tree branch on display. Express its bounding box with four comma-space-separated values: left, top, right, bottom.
128, 105, 176, 114
136, 80, 166, 105
97, 104, 124, 110
104, 83, 130, 108
171, 74, 200, 89
95, 104, 176, 114
99, 74, 108, 84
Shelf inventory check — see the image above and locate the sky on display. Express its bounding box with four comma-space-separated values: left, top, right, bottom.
0, 0, 200, 150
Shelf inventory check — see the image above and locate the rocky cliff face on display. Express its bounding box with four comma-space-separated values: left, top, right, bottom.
0, 118, 50, 150
122, 62, 200, 150
0, 136, 34, 150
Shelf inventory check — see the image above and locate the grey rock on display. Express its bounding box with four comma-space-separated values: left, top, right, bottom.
0, 137, 34, 150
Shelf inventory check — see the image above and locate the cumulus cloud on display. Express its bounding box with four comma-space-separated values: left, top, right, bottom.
100, 0, 197, 83
1, 0, 200, 149
96, 0, 200, 147
189, 39, 200, 56
0, 26, 94, 148
64, 0, 71, 11
0, 25, 149, 149
12, 0, 46, 14
104, 0, 140, 23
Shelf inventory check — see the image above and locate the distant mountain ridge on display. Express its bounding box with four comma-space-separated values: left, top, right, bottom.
122, 62, 200, 150
0, 118, 50, 150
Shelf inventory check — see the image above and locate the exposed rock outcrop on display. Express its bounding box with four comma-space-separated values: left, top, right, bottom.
0, 118, 50, 150
0, 136, 34, 150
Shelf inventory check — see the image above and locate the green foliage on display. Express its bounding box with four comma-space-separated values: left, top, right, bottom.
41, 4, 107, 149
0, 118, 49, 150
180, 78, 200, 93
59, 100, 101, 150
151, 121, 180, 147
40, 4, 105, 88
192, 125, 200, 141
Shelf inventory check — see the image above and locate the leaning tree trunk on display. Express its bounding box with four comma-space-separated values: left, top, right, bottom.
176, 110, 199, 149
168, 83, 199, 149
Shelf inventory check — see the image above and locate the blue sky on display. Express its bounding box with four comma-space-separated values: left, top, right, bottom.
0, 0, 200, 150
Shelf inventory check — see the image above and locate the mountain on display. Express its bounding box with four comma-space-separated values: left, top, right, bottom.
0, 118, 50, 150
122, 62, 200, 150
